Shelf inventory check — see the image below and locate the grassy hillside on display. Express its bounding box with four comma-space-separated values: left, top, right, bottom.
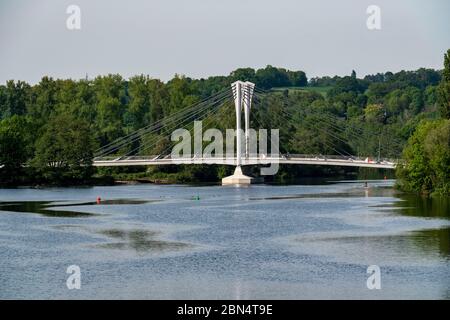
271, 86, 332, 97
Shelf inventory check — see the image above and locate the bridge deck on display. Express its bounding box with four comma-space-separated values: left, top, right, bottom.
93, 155, 397, 169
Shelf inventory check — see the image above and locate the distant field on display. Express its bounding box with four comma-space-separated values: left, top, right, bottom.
271, 86, 332, 97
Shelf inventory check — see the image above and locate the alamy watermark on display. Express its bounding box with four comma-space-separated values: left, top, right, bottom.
366, 265, 381, 290
366, 5, 381, 30
171, 120, 280, 175
66, 265, 81, 289
66, 5, 81, 30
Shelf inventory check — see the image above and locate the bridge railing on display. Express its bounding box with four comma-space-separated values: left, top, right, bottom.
93, 154, 399, 164
284, 154, 398, 163
94, 155, 161, 161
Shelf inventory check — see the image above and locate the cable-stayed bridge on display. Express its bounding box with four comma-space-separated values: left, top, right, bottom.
93, 81, 399, 184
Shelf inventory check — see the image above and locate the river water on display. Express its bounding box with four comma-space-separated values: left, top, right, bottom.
0, 180, 449, 299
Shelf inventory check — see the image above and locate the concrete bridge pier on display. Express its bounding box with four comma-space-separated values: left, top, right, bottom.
222, 166, 254, 185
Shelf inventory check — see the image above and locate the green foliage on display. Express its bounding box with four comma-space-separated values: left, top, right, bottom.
396, 119, 450, 195
0, 115, 33, 184
328, 76, 367, 98
438, 49, 450, 119
0, 51, 448, 186
0, 80, 30, 118
364, 104, 385, 123
32, 114, 95, 184
255, 66, 291, 89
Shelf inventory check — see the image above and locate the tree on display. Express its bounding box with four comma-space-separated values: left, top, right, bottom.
0, 85, 6, 119
166, 75, 197, 114
28, 76, 57, 121
1, 80, 30, 117
0, 116, 33, 184
364, 104, 385, 123
346, 105, 363, 118
327, 76, 368, 107
230, 68, 256, 83
127, 75, 151, 130
255, 65, 291, 89
94, 74, 126, 145
396, 119, 450, 195
32, 114, 95, 184
437, 49, 450, 119
147, 79, 167, 124
423, 120, 450, 193
287, 70, 307, 87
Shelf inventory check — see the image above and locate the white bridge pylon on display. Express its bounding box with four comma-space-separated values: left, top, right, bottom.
231, 80, 255, 165
222, 81, 257, 185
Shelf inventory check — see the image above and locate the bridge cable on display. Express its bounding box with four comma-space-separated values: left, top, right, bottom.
94, 88, 232, 156
95, 91, 233, 157
125, 96, 234, 157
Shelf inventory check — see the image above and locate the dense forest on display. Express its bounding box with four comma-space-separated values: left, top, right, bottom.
0, 51, 449, 195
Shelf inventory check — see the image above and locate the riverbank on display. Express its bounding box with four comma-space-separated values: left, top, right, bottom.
1, 164, 396, 188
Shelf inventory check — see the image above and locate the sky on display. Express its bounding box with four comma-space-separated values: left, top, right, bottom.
0, 0, 449, 84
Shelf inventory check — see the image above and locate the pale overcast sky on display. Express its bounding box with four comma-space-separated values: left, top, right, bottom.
0, 0, 449, 84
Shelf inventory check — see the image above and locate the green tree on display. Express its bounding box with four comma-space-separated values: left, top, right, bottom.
255, 65, 291, 89
0, 116, 33, 184
32, 114, 96, 184
166, 75, 198, 114
0, 85, 6, 119
127, 75, 151, 130
147, 79, 167, 124
364, 104, 385, 123
28, 76, 57, 121
397, 119, 450, 195
2, 80, 30, 117
437, 49, 450, 119
230, 68, 256, 83
287, 70, 307, 87
94, 74, 126, 145
346, 105, 363, 118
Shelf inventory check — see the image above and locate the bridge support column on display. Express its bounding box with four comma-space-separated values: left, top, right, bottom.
222, 81, 256, 186
243, 81, 255, 159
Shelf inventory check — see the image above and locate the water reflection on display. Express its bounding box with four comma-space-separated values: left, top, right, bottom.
52, 224, 191, 254
292, 227, 450, 263
393, 195, 449, 258
270, 187, 450, 261
407, 228, 450, 258
251, 185, 398, 201
392, 194, 450, 219
0, 201, 93, 217
95, 228, 190, 253
0, 199, 152, 217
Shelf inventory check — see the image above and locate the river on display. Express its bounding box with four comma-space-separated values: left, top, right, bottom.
0, 180, 449, 299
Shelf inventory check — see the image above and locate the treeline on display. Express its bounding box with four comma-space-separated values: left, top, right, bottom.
396, 50, 450, 196
0, 65, 306, 185
310, 68, 441, 89
0, 52, 449, 193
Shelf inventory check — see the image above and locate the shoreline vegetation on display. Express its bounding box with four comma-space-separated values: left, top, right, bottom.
1, 50, 449, 195
0, 166, 391, 188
